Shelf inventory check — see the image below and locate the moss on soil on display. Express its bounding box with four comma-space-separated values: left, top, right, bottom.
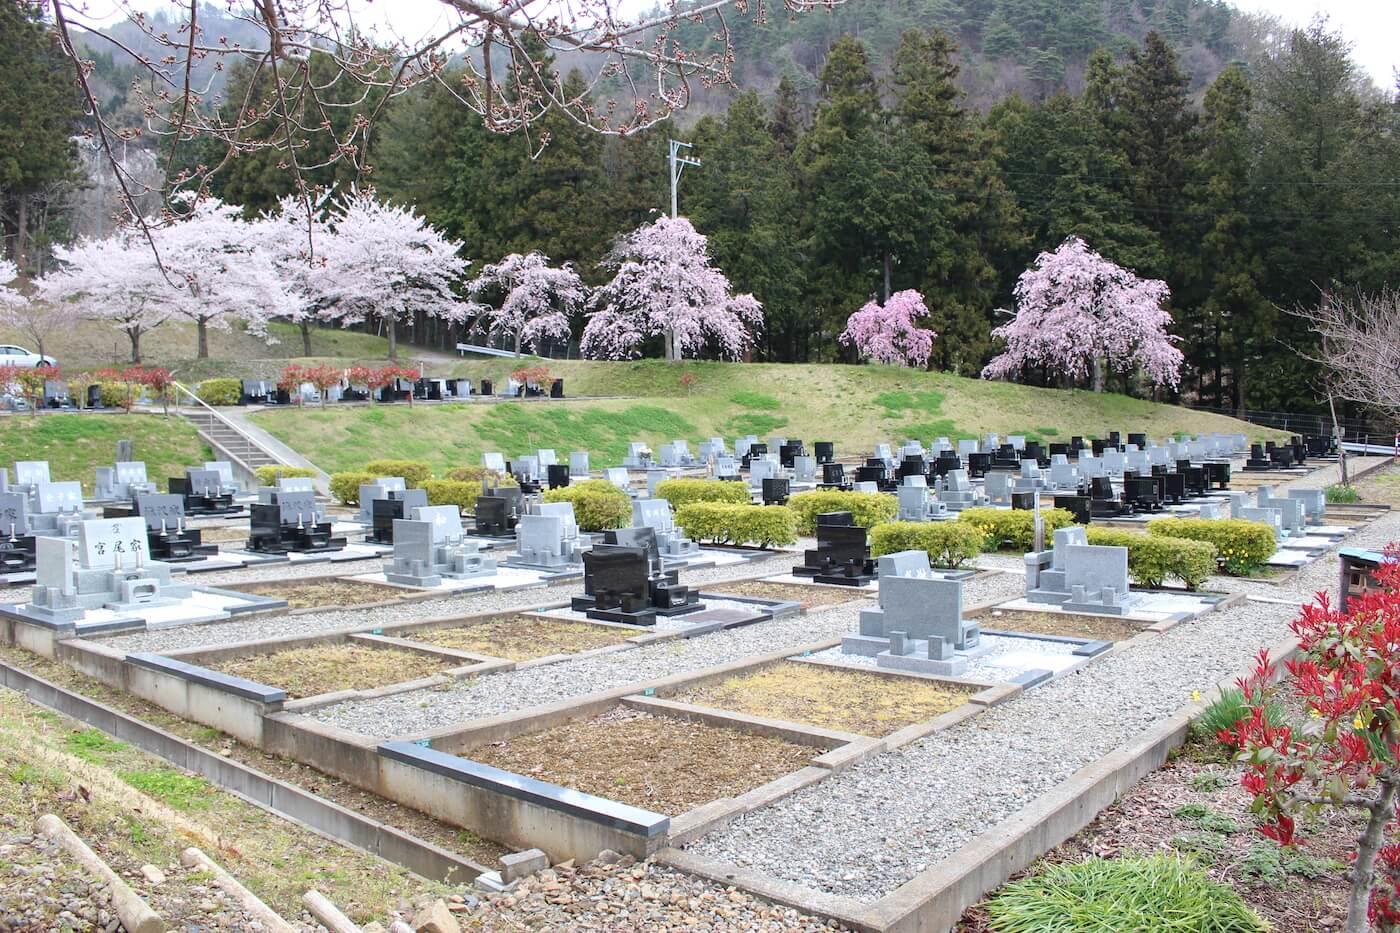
213, 644, 452, 698
466, 708, 814, 814
403, 615, 633, 661
678, 662, 976, 737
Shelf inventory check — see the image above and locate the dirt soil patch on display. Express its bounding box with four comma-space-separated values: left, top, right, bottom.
190, 525, 250, 544
710, 578, 869, 608
678, 662, 975, 737
1355, 463, 1400, 507
212, 644, 454, 698
976, 609, 1146, 642
233, 577, 402, 609
467, 707, 814, 814
402, 615, 633, 661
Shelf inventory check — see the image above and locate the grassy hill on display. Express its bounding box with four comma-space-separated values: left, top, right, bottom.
0, 414, 210, 493
250, 360, 1282, 474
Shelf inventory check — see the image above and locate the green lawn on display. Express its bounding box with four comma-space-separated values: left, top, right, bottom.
0, 413, 211, 492
251, 361, 1284, 474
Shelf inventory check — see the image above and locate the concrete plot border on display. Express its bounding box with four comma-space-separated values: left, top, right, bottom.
0, 659, 491, 886
655, 629, 1304, 932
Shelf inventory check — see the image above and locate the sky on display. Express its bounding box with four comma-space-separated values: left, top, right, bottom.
93, 0, 1397, 88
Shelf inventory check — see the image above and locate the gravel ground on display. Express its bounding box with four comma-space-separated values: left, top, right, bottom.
194, 554, 383, 586
687, 597, 1298, 901
309, 567, 1028, 737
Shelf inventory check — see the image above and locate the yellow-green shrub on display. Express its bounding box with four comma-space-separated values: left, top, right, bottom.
1086, 528, 1218, 590
363, 459, 433, 488
420, 479, 483, 512
673, 503, 798, 548
99, 381, 143, 409
1146, 518, 1276, 576
542, 480, 631, 531
956, 507, 1077, 552
787, 490, 898, 534
655, 478, 752, 509
869, 522, 986, 569
195, 378, 242, 406
329, 471, 376, 505
445, 465, 517, 487
254, 465, 319, 485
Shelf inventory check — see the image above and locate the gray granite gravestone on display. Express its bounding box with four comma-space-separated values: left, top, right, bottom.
26, 517, 193, 621
1025, 526, 1139, 615
632, 498, 699, 558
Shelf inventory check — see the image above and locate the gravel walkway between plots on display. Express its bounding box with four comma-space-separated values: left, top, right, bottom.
194, 555, 383, 586
310, 570, 1027, 737
97, 550, 798, 654
686, 597, 1298, 901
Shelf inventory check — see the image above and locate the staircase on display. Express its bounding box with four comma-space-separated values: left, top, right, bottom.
181, 408, 281, 470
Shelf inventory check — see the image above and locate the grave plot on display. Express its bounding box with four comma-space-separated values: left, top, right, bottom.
536, 595, 787, 635
228, 575, 406, 609
393, 613, 637, 662
708, 578, 871, 609
972, 607, 1148, 642
465, 706, 817, 816
200, 642, 463, 700
672, 660, 986, 738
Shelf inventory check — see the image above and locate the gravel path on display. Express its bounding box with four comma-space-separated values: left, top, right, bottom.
308, 567, 1029, 737
687, 597, 1298, 901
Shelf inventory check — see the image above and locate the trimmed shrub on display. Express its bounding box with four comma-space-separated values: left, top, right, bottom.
985, 855, 1267, 932
1086, 527, 1218, 590
445, 465, 517, 487
195, 378, 242, 406
674, 503, 798, 548
421, 479, 483, 512
655, 478, 752, 509
869, 522, 985, 569
254, 465, 319, 486
542, 480, 631, 531
787, 490, 898, 535
1147, 517, 1276, 576
98, 381, 143, 410
956, 507, 1077, 552
363, 459, 433, 488
329, 471, 376, 506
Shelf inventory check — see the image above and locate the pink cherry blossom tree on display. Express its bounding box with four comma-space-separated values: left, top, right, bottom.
582, 216, 762, 361
257, 193, 337, 357
839, 290, 937, 368
38, 233, 171, 363
982, 237, 1183, 392
466, 252, 588, 356
317, 190, 469, 360
153, 196, 294, 359
0, 259, 79, 363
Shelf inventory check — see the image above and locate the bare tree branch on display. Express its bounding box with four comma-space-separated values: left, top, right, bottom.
1287, 289, 1400, 425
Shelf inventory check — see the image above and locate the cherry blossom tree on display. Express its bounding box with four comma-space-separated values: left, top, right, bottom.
318, 190, 469, 359
38, 233, 171, 363
982, 237, 1183, 392
257, 193, 338, 357
0, 259, 78, 363
839, 290, 937, 368
153, 196, 294, 359
467, 252, 587, 356
582, 216, 762, 362
0, 260, 19, 306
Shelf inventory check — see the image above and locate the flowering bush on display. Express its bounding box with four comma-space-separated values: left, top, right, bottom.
1148, 518, 1276, 576
1226, 546, 1400, 932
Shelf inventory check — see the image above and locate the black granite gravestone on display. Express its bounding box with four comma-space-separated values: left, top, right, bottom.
793, 511, 875, 586
814, 442, 835, 464
570, 529, 701, 625
245, 492, 346, 553
819, 463, 848, 489
966, 452, 992, 479
762, 477, 790, 505
547, 464, 571, 490
1054, 495, 1091, 524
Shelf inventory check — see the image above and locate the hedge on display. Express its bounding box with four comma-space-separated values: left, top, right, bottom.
1146, 517, 1277, 576
655, 478, 752, 509
329, 471, 376, 505
195, 378, 242, 406
254, 464, 319, 486
787, 490, 898, 535
98, 381, 144, 409
541, 480, 631, 531
421, 479, 484, 512
673, 503, 798, 548
1085, 528, 1218, 590
956, 507, 1077, 552
869, 522, 985, 569
445, 465, 517, 487
362, 459, 433, 488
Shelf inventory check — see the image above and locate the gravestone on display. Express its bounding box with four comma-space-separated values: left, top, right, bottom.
1244, 444, 1273, 471
966, 452, 992, 479
749, 458, 777, 490
632, 498, 699, 558
384, 505, 495, 586
814, 442, 835, 464
1049, 462, 1081, 491
762, 477, 791, 506
841, 551, 986, 675
622, 443, 653, 469
246, 490, 346, 554
898, 481, 948, 522
202, 462, 240, 495
134, 493, 217, 562
547, 464, 571, 490
714, 457, 739, 481
984, 471, 1012, 506
793, 512, 875, 586
537, 450, 558, 469
1202, 461, 1231, 490
94, 461, 158, 501
1287, 489, 1326, 525
1054, 494, 1091, 525
569, 452, 590, 478
570, 530, 701, 625
29, 482, 92, 536
1025, 526, 1139, 614
0, 492, 35, 573
605, 467, 631, 491
13, 462, 50, 492
1255, 486, 1305, 535
369, 488, 430, 545
511, 502, 588, 569
472, 491, 521, 536
355, 477, 407, 524
26, 517, 195, 622
793, 455, 817, 484
482, 452, 507, 474
938, 469, 982, 512
819, 462, 848, 490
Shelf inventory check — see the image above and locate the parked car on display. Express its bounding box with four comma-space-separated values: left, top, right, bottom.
0, 345, 56, 367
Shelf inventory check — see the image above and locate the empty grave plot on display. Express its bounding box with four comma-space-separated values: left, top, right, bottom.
398, 614, 634, 661
466, 707, 814, 815
232, 577, 402, 609
976, 608, 1147, 642
710, 579, 867, 609
209, 643, 456, 698
676, 662, 976, 738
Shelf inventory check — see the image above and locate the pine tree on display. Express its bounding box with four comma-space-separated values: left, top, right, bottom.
769, 76, 806, 157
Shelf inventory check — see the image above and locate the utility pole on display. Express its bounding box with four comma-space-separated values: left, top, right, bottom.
665, 139, 700, 361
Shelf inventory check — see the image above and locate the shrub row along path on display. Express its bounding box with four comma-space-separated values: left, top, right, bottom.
687, 507, 1400, 903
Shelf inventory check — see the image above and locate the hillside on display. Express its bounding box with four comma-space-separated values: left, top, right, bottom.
249, 360, 1282, 474
0, 414, 209, 493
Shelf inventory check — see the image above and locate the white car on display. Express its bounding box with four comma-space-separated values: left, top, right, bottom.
0, 345, 56, 367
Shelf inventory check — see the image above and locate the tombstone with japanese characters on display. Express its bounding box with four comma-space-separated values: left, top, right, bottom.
94, 461, 158, 501
246, 489, 346, 554
384, 505, 495, 587
26, 517, 194, 622
12, 461, 50, 495
135, 493, 218, 562
368, 488, 430, 545
168, 468, 239, 516
0, 492, 35, 573
510, 502, 589, 569
355, 477, 408, 524
632, 497, 699, 558
28, 482, 93, 536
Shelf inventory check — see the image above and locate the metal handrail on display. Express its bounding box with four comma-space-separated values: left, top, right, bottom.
171, 381, 284, 467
